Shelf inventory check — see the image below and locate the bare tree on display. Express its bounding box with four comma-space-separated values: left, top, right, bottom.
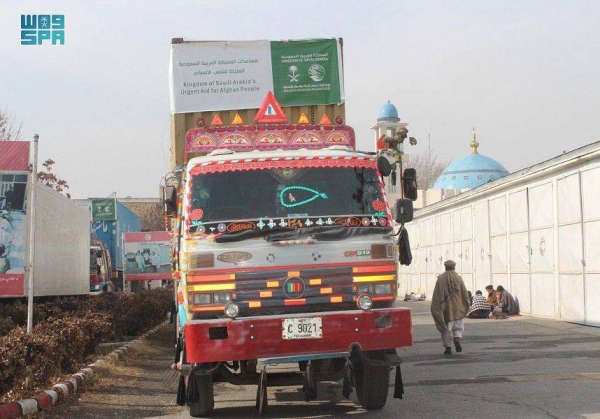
0, 102, 23, 141
37, 159, 71, 198
405, 150, 451, 190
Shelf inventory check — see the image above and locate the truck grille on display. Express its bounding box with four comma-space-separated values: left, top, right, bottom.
187, 264, 397, 316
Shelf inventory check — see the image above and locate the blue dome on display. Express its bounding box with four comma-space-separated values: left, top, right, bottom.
378, 102, 400, 122
433, 153, 509, 189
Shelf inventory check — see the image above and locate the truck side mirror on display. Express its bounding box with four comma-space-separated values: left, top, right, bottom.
376, 155, 392, 177
394, 198, 413, 224
402, 168, 418, 201
162, 186, 177, 215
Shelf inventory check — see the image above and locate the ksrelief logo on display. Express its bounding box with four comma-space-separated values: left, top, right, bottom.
21, 14, 65, 45
308, 64, 325, 82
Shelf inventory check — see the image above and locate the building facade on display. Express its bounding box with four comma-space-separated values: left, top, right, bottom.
399, 141, 600, 326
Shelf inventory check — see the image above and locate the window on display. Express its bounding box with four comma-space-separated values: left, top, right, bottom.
190, 167, 385, 225
0, 172, 28, 211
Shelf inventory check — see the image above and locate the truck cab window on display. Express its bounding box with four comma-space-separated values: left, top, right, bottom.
190, 167, 384, 223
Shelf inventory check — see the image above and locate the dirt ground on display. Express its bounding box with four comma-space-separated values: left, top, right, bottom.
35, 323, 184, 418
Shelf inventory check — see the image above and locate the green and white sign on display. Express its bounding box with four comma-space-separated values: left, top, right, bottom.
91, 198, 116, 221
169, 39, 344, 114
270, 39, 342, 107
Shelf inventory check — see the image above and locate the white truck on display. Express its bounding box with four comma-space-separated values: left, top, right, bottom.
0, 182, 90, 301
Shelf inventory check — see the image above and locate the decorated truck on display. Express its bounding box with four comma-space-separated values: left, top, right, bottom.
89, 237, 113, 294
164, 38, 415, 417
74, 198, 143, 290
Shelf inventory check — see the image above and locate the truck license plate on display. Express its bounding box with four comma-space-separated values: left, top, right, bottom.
282, 317, 323, 340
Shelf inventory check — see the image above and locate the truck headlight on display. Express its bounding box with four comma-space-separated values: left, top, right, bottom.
192, 293, 212, 305
357, 284, 371, 294
374, 284, 392, 295
356, 294, 373, 311
213, 292, 231, 304
224, 302, 239, 318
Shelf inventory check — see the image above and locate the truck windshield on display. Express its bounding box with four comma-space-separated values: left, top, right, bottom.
189, 166, 387, 224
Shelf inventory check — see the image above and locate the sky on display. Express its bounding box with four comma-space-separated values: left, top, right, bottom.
1, 0, 599, 199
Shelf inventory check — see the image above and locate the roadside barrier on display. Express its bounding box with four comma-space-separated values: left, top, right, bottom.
0, 321, 168, 418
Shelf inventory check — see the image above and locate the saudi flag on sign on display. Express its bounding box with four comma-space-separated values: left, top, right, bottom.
169, 38, 345, 114
91, 198, 116, 221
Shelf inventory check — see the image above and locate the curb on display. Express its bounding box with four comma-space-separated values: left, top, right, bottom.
0, 321, 168, 418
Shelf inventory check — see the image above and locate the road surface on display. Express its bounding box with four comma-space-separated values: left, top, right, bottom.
35, 301, 600, 418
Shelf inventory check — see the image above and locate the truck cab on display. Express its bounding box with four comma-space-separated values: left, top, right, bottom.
89, 237, 113, 293
163, 94, 415, 416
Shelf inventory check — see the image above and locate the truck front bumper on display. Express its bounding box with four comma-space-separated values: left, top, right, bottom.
184, 307, 412, 364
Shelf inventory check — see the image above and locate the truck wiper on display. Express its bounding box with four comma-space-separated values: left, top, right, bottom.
266, 225, 391, 242
215, 226, 295, 243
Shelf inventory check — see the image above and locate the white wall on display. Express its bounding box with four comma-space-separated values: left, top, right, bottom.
399, 143, 600, 326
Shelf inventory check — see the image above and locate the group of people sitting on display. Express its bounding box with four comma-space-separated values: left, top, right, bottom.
467, 285, 519, 319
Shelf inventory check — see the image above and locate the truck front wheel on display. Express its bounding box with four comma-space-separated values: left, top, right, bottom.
188, 373, 214, 417
352, 350, 390, 410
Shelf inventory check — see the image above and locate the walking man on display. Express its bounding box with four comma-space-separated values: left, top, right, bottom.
431, 260, 471, 355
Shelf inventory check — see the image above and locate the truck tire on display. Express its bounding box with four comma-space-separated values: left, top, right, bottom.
352, 350, 390, 410
188, 373, 214, 417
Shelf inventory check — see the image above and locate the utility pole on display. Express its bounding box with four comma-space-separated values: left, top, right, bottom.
26, 134, 38, 334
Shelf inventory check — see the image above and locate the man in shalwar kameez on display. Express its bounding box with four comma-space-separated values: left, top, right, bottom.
430, 260, 471, 355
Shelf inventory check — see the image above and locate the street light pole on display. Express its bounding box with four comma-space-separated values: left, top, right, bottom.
26, 134, 39, 334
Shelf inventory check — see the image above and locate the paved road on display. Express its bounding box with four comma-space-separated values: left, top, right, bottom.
36, 301, 600, 418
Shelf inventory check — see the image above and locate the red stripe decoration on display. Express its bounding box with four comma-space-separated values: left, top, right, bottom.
353, 265, 396, 274
372, 295, 395, 301
284, 299, 306, 306
190, 156, 374, 175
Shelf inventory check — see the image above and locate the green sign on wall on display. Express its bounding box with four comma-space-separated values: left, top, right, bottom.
270, 39, 342, 106
91, 198, 116, 221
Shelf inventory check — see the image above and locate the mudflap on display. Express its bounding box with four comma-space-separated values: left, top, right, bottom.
342, 359, 355, 399
255, 367, 268, 414
302, 361, 318, 402
350, 345, 404, 401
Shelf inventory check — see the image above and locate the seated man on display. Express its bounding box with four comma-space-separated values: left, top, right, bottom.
467, 290, 492, 318
492, 285, 519, 317
486, 285, 498, 310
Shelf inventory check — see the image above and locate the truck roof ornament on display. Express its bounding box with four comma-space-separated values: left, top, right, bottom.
231, 113, 244, 125
210, 114, 223, 126
254, 91, 288, 124
184, 92, 355, 159
185, 124, 355, 157
297, 113, 310, 124
319, 114, 332, 125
